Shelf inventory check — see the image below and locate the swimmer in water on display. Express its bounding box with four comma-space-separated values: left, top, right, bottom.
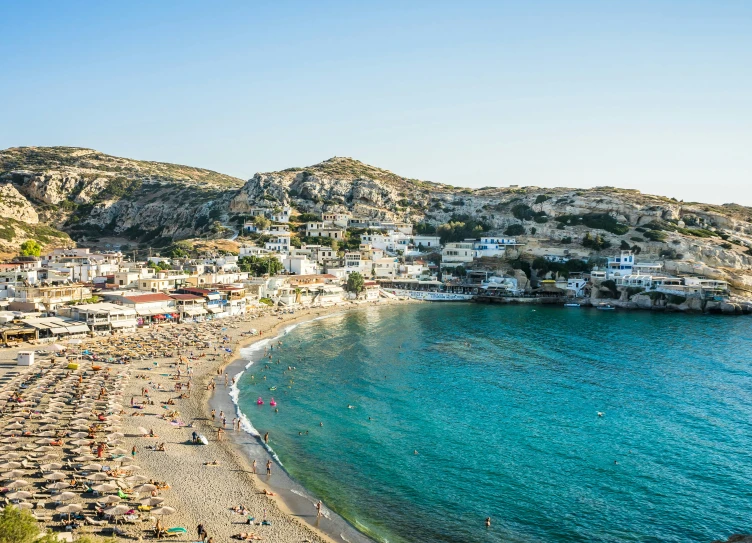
348, 405, 354, 409
319, 422, 323, 427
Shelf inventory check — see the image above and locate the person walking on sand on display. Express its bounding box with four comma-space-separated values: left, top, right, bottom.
211, 409, 216, 419
131, 445, 136, 457
266, 459, 272, 475
217, 427, 223, 441
196, 523, 204, 541
252, 459, 256, 474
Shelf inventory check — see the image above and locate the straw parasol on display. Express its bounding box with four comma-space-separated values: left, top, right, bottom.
15, 502, 34, 510
104, 504, 130, 516
98, 495, 121, 504
85, 473, 109, 481
56, 503, 83, 520
44, 472, 68, 481
125, 475, 149, 484
6, 490, 33, 500
132, 483, 157, 493
7, 479, 30, 489
3, 469, 27, 479
46, 482, 71, 491
81, 463, 103, 471
139, 496, 164, 506
55, 491, 77, 502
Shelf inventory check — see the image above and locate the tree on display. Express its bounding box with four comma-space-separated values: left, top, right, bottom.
347, 272, 365, 294
0, 506, 39, 543
19, 240, 41, 257
252, 215, 271, 231
620, 240, 631, 250
238, 256, 284, 276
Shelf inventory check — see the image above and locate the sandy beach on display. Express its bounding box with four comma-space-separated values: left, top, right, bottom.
0, 299, 411, 543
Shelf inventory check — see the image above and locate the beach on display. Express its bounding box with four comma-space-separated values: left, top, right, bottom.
0, 299, 411, 543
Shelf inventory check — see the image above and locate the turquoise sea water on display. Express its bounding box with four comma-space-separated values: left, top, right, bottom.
236, 305, 752, 543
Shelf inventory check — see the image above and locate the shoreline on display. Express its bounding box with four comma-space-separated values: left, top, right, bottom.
209, 313, 377, 543
206, 305, 386, 543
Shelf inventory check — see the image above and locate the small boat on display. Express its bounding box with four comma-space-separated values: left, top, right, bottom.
269, 386, 277, 391
564, 303, 581, 308
597, 304, 615, 311
256, 397, 264, 405
270, 398, 277, 407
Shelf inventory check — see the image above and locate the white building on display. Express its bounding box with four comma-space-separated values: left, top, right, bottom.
606, 250, 635, 279
322, 212, 352, 228
412, 235, 441, 250
282, 255, 321, 276
265, 232, 292, 254
441, 241, 475, 267
304, 223, 346, 240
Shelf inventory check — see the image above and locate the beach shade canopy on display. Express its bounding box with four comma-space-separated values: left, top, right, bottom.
92, 483, 118, 493
132, 484, 157, 493
0, 453, 19, 460
47, 482, 71, 491
36, 453, 58, 461
104, 504, 131, 516
98, 495, 121, 504
40, 463, 64, 472
109, 447, 129, 456
139, 496, 164, 506
69, 432, 90, 439
0, 461, 22, 470
74, 455, 97, 462
35, 446, 56, 452
56, 492, 77, 502
86, 473, 109, 481
7, 479, 30, 489
122, 464, 142, 471
4, 469, 28, 479
5, 422, 23, 430
150, 506, 176, 516
44, 472, 68, 481
125, 475, 149, 484
137, 427, 149, 436
36, 431, 57, 438
81, 463, 103, 471
6, 490, 33, 500
70, 439, 92, 446
15, 502, 34, 510
56, 503, 83, 518
46, 344, 66, 352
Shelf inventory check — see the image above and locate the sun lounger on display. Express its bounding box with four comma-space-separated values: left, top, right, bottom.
164, 527, 187, 537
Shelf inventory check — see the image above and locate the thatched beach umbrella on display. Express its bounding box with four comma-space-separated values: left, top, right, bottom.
4, 469, 28, 479
132, 483, 157, 493
6, 490, 32, 500
81, 463, 103, 471
40, 462, 64, 472
98, 495, 121, 504
150, 506, 176, 516
139, 496, 164, 506
46, 481, 70, 491
44, 472, 68, 481
125, 475, 148, 484
85, 473, 109, 481
7, 479, 30, 489
55, 491, 77, 502
104, 504, 130, 517
56, 503, 83, 520
15, 502, 34, 510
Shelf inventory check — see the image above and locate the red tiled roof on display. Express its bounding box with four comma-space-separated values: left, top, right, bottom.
123, 293, 173, 303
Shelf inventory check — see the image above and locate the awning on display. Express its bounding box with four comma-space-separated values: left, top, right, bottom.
206, 307, 222, 314
136, 308, 170, 317
206, 293, 221, 301
184, 308, 207, 316
110, 319, 138, 329
63, 324, 90, 334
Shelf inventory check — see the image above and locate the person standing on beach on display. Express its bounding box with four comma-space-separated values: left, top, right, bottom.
217, 427, 223, 441
266, 459, 272, 475
211, 409, 216, 419
252, 459, 256, 474
131, 445, 136, 457
316, 500, 322, 517
264, 432, 269, 444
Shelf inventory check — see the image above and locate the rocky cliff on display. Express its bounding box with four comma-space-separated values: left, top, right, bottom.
2, 146, 752, 294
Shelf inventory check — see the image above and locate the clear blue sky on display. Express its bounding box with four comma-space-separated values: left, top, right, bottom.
2, 1, 751, 204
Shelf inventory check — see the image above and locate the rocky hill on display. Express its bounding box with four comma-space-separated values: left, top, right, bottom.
2, 146, 752, 292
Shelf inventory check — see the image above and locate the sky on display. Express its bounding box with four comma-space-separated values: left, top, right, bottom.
1, 1, 751, 205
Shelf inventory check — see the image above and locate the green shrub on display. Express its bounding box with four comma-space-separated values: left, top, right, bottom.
720, 242, 733, 249
512, 204, 535, 221
504, 224, 526, 236
644, 230, 667, 242
534, 195, 550, 204
259, 297, 274, 306
533, 215, 549, 223
601, 279, 618, 298
668, 294, 686, 305
555, 213, 629, 235
561, 236, 572, 244
620, 240, 630, 250
630, 236, 645, 242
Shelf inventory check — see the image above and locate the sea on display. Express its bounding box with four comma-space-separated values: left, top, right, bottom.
231, 304, 752, 543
